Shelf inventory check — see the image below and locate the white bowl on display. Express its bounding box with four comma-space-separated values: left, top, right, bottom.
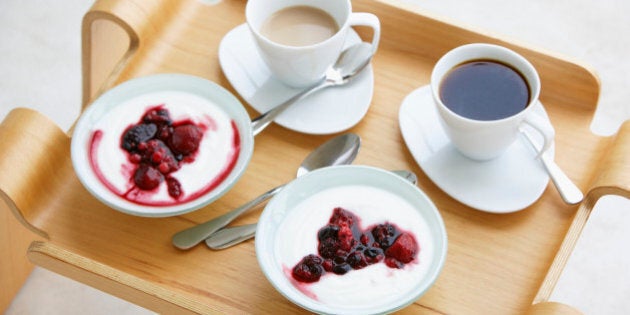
255, 165, 447, 314
71, 74, 254, 217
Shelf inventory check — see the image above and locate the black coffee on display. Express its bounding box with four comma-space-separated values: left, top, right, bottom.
439, 59, 530, 121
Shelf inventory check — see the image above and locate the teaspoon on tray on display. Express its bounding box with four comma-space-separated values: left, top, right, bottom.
171, 133, 361, 250
204, 170, 419, 250
249, 42, 374, 136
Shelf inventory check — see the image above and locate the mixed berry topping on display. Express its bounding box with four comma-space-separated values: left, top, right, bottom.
120, 105, 204, 199
88, 103, 242, 207
291, 207, 420, 283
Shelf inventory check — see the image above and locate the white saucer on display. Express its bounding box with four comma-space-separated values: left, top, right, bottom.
398, 86, 552, 213
219, 24, 374, 135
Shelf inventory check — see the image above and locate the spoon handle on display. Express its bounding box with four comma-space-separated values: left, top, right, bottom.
250, 81, 331, 136
171, 184, 284, 250
205, 223, 257, 250
521, 130, 583, 205
540, 152, 584, 204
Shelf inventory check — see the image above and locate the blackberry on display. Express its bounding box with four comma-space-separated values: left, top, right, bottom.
121, 123, 157, 152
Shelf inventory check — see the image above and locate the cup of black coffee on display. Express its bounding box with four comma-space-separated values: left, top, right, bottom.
430, 43, 555, 161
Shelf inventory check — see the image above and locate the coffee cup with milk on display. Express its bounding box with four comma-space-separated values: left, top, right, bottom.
246, 0, 380, 88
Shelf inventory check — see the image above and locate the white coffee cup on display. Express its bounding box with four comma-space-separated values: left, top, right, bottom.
246, 0, 380, 88
430, 43, 555, 161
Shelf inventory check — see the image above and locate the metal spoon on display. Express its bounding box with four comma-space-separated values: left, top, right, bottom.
171, 133, 361, 250
250, 42, 374, 136
204, 170, 419, 250
521, 129, 583, 204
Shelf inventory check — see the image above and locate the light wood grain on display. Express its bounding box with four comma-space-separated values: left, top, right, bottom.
82, 15, 135, 108
0, 0, 627, 313
525, 302, 583, 315
27, 241, 209, 314
0, 109, 49, 312
533, 120, 630, 304
0, 198, 40, 312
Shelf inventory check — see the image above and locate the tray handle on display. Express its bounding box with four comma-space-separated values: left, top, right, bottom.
81, 0, 145, 108
27, 241, 207, 314
1, 0, 152, 244
587, 119, 630, 199
0, 108, 74, 238
533, 119, 630, 306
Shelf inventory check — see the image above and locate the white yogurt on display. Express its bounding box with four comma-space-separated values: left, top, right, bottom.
275, 185, 434, 308
90, 91, 237, 204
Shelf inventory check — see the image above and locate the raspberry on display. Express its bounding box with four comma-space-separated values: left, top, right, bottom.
133, 164, 163, 190
141, 140, 178, 172
385, 233, 418, 264
329, 207, 355, 227
337, 225, 355, 251
121, 123, 157, 152
158, 162, 170, 174
170, 124, 202, 155
157, 124, 173, 141
152, 152, 164, 163
129, 153, 142, 164
292, 254, 324, 283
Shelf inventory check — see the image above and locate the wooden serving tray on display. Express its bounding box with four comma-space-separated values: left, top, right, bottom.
1, 0, 629, 313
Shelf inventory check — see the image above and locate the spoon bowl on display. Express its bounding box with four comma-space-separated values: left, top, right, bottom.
171, 133, 361, 250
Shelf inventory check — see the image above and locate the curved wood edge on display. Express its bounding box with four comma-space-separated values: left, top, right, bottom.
369, 0, 601, 112
81, 0, 189, 110
0, 108, 75, 239
526, 302, 583, 315
0, 190, 47, 239
533, 120, 630, 305
0, 195, 42, 312
81, 2, 139, 109
587, 120, 630, 200
27, 241, 219, 314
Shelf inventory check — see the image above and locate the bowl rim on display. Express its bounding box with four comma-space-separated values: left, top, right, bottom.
255, 165, 448, 314
70, 73, 254, 217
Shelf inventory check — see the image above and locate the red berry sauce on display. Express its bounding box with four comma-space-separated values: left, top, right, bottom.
291, 207, 420, 283
88, 105, 241, 206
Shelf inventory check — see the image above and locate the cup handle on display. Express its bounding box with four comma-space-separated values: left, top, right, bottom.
522, 111, 555, 158
348, 13, 381, 53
